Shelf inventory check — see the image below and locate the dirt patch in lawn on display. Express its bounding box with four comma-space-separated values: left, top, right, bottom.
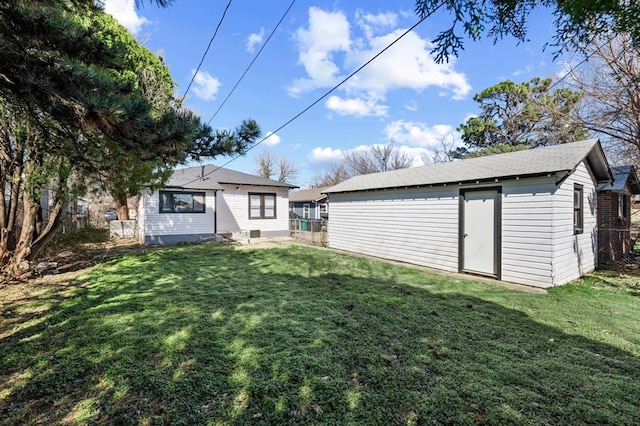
51, 237, 149, 274
4, 234, 258, 287
0, 237, 150, 287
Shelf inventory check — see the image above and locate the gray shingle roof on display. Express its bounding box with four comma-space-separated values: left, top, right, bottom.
289, 187, 329, 202
324, 139, 611, 194
597, 165, 640, 194
165, 165, 298, 190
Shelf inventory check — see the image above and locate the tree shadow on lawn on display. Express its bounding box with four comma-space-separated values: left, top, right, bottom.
1, 245, 639, 425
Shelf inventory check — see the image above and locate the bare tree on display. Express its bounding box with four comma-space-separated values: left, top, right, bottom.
277, 157, 300, 183
566, 33, 640, 158
343, 143, 414, 175
375, 144, 414, 171
254, 150, 276, 180
253, 149, 299, 183
420, 136, 458, 164
343, 148, 377, 175
309, 164, 351, 188
311, 143, 415, 188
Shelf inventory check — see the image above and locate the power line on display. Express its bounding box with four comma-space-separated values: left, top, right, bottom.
207, 0, 296, 125
182, 2, 446, 187
180, 0, 233, 102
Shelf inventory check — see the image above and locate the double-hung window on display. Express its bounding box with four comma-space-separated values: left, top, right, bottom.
249, 193, 276, 219
159, 191, 205, 213
573, 184, 583, 234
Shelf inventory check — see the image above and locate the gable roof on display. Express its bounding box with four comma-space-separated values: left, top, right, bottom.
597, 165, 640, 194
289, 187, 329, 203
165, 165, 298, 191
324, 139, 611, 194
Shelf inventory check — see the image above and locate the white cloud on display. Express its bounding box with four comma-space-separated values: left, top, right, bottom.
263, 132, 281, 146
344, 143, 432, 167
288, 7, 351, 97
513, 64, 534, 76
396, 145, 433, 167
191, 70, 221, 101
103, 0, 148, 35
247, 28, 265, 53
355, 10, 398, 38
384, 120, 461, 148
399, 9, 414, 19
357, 11, 397, 28
345, 30, 471, 100
307, 147, 344, 164
555, 60, 579, 81
405, 100, 418, 111
287, 7, 472, 115
462, 113, 477, 122
325, 95, 388, 117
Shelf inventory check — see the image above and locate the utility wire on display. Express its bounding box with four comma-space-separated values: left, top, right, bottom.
182, 2, 446, 187
207, 0, 297, 125
180, 0, 233, 102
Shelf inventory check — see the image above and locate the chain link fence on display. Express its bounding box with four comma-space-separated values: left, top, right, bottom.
290, 219, 327, 246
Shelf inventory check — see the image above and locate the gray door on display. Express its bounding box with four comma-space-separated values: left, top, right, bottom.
461, 189, 501, 278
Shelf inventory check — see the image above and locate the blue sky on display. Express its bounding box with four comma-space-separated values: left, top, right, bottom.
104, 0, 567, 187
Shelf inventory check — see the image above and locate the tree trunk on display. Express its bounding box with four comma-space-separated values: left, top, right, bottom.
27, 198, 65, 262
1, 164, 24, 267
5, 194, 38, 278
0, 192, 8, 263
0, 228, 10, 265
115, 193, 130, 220
116, 204, 129, 221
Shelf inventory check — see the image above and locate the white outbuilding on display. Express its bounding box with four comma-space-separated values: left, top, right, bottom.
323, 140, 612, 288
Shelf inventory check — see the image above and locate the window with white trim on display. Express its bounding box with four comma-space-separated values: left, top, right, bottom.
249, 193, 276, 219
573, 184, 583, 234
159, 191, 205, 213
303, 203, 310, 219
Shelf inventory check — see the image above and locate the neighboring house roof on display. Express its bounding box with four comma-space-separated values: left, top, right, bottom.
597, 165, 640, 194
289, 187, 329, 203
324, 139, 611, 194
165, 165, 299, 191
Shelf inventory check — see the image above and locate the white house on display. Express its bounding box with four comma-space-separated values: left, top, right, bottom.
138, 165, 297, 244
323, 140, 612, 288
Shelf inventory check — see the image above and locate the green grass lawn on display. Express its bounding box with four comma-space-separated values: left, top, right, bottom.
1, 242, 640, 425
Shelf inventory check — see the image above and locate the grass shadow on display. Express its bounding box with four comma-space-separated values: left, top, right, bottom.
1, 244, 639, 425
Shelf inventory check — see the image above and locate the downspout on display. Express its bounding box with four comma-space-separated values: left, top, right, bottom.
214, 190, 217, 235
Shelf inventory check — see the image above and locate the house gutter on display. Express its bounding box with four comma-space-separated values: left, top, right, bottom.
322, 171, 569, 196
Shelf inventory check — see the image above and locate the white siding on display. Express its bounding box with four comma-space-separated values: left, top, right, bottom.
552, 161, 597, 285
137, 191, 146, 243
500, 177, 556, 288
216, 184, 290, 236
142, 190, 216, 238
327, 167, 599, 288
327, 188, 459, 272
